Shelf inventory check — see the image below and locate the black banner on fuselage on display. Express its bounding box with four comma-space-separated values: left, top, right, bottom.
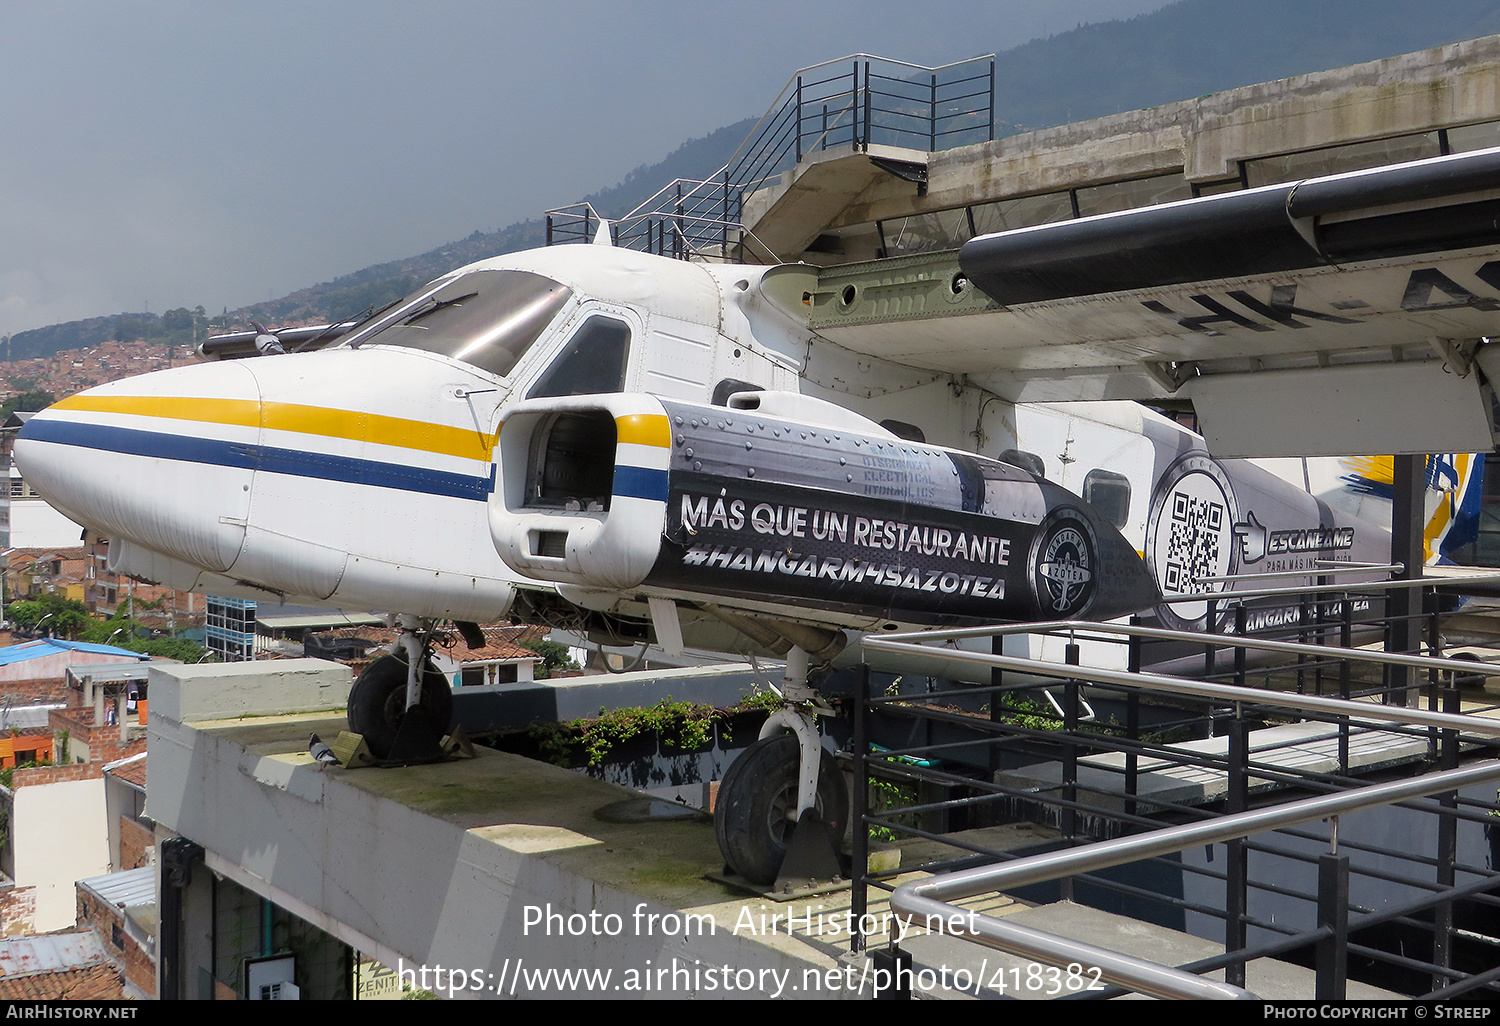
647, 475, 1051, 624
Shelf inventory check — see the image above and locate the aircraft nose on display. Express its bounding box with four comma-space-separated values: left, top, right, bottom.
14, 361, 261, 573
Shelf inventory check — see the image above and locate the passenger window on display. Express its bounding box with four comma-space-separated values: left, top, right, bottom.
527, 316, 631, 398
1084, 468, 1131, 528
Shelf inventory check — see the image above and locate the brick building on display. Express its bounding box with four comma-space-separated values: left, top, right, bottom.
76, 868, 154, 998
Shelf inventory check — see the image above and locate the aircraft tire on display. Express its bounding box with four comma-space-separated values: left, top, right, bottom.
715, 733, 846, 885
347, 652, 454, 758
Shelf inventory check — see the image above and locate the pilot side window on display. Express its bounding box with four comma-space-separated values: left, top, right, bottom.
526, 316, 631, 398
1083, 469, 1131, 528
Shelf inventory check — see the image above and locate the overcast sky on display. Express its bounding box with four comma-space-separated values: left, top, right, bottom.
0, 0, 1171, 334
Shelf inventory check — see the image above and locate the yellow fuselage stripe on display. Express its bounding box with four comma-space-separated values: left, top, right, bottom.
615, 413, 671, 448
52, 394, 496, 461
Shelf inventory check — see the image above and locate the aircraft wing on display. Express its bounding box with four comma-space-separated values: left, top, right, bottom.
789, 146, 1500, 457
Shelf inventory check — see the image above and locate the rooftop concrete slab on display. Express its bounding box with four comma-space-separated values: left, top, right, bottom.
150, 660, 1367, 999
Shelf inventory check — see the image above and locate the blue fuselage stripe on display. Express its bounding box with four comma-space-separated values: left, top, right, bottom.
612, 465, 668, 502
21, 419, 494, 501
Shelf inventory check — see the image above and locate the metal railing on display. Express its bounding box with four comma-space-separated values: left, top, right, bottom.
850, 575, 1500, 1000
544, 54, 997, 261
725, 54, 997, 197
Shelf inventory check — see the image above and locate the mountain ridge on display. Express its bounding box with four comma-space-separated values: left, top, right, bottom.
13, 0, 1500, 358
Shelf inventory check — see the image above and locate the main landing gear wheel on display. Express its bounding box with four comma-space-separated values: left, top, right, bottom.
715, 733, 847, 885
348, 652, 453, 759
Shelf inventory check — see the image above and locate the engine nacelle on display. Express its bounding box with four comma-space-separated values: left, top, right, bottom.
490, 392, 1159, 631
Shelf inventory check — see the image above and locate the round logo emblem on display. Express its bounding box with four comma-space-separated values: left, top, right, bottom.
1145, 451, 1239, 629
1030, 512, 1096, 616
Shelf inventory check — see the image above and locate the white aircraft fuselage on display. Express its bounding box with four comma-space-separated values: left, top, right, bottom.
12, 242, 1417, 660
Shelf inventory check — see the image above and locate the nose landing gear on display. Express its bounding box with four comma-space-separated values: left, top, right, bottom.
713, 648, 848, 889
347, 615, 454, 761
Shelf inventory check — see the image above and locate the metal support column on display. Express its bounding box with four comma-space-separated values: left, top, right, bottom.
159, 836, 205, 1000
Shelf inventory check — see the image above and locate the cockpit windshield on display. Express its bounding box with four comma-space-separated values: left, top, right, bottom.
340, 269, 573, 378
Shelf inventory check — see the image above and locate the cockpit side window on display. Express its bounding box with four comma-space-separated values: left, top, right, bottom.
526, 316, 631, 399
342, 269, 572, 378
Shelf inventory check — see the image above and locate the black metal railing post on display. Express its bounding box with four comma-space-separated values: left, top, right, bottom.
1234, 604, 1248, 689
1433, 674, 1460, 991
1339, 596, 1353, 774
795, 75, 803, 165
988, 60, 996, 140
1315, 850, 1350, 999
673, 181, 683, 261
1205, 597, 1218, 680
722, 168, 732, 256
853, 60, 862, 150
1062, 640, 1080, 903
989, 634, 1005, 775
929, 73, 937, 151
1225, 711, 1249, 989
1427, 588, 1442, 762
851, 664, 870, 954
863, 61, 872, 151
1126, 616, 1141, 819
1298, 593, 1311, 694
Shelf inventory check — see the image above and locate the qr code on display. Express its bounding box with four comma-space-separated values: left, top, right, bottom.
1162, 490, 1223, 593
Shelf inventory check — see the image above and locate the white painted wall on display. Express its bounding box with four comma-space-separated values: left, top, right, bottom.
13, 777, 109, 931
10, 499, 85, 549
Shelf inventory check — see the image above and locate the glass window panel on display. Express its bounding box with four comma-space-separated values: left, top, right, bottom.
970, 192, 1074, 236
1084, 469, 1132, 529
342, 269, 572, 379
527, 316, 631, 398
1075, 173, 1191, 217
1193, 179, 1243, 197
1447, 121, 1500, 153
1243, 133, 1442, 188
880, 208, 973, 256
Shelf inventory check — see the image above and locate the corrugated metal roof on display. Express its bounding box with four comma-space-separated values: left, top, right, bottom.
0, 639, 147, 667
0, 705, 61, 730
0, 932, 107, 977
78, 866, 155, 910
65, 662, 153, 684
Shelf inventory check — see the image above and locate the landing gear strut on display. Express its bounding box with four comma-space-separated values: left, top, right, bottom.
715, 647, 847, 887
347, 615, 453, 760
